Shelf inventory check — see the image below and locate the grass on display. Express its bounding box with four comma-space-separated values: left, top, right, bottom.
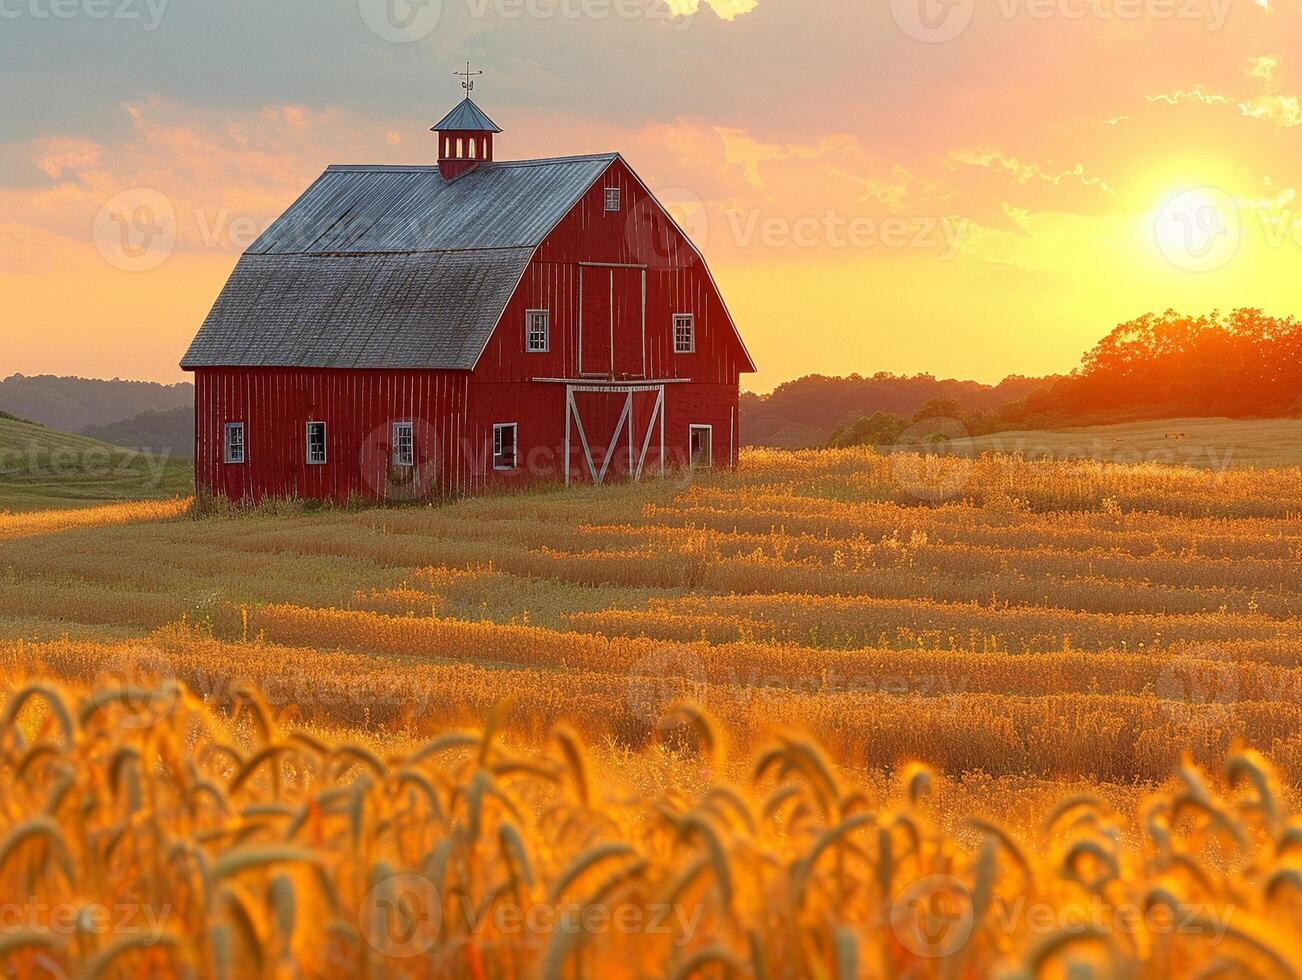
952, 416, 1302, 468
0, 414, 192, 512
4, 437, 1302, 973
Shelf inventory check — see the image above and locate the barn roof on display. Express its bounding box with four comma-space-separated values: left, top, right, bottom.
430, 97, 502, 133
181, 154, 618, 371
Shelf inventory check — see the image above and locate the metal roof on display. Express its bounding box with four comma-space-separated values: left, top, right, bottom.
181, 154, 618, 370
430, 97, 502, 133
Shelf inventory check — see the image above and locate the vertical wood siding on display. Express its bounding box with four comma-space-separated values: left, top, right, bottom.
193, 159, 750, 504
195, 367, 468, 504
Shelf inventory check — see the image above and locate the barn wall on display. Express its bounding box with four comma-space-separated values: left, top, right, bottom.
467, 157, 749, 486
464, 381, 739, 489
473, 157, 749, 388
194, 368, 469, 504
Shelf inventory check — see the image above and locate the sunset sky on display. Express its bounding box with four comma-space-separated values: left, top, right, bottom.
3, 0, 1301, 392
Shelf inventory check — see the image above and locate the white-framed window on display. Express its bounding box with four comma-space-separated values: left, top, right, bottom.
526, 309, 550, 353
392, 421, 414, 467
604, 186, 621, 212
674, 314, 696, 354
224, 422, 245, 464
306, 421, 327, 465
493, 423, 517, 471
689, 425, 713, 470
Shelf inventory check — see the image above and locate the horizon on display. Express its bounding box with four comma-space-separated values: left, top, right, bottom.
5, 1, 1302, 392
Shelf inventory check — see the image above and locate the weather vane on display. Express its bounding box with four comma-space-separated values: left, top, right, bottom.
455, 61, 483, 96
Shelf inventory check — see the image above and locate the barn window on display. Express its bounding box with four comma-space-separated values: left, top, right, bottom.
392, 422, 414, 467
674, 314, 696, 354
306, 421, 327, 465
224, 423, 245, 464
604, 186, 621, 212
526, 310, 550, 353
689, 425, 713, 470
493, 424, 517, 471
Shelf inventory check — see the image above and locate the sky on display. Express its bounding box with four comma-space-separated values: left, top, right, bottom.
2, 0, 1301, 393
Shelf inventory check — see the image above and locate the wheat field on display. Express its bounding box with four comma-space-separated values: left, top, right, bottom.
3, 446, 1302, 975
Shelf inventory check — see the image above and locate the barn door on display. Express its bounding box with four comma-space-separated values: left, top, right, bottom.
580, 265, 646, 378
565, 385, 665, 485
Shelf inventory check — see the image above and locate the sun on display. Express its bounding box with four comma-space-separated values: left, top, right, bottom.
1151, 186, 1243, 273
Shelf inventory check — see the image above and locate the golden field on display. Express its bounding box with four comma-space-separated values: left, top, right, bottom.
4, 445, 1302, 975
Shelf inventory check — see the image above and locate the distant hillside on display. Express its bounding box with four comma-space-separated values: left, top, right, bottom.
741, 373, 1054, 448
0, 415, 192, 513
83, 407, 194, 458
0, 374, 193, 435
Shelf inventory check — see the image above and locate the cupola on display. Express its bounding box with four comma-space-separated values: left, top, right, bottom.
432, 63, 503, 181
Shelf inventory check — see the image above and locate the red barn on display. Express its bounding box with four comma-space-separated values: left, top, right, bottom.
181, 92, 755, 504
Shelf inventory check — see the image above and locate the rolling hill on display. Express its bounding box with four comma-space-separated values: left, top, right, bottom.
0, 374, 193, 435
0, 415, 192, 513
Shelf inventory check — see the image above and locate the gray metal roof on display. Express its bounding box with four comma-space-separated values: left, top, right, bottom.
182, 154, 618, 370
431, 97, 502, 133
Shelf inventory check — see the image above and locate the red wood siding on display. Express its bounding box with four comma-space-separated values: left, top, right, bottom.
190, 158, 751, 504
195, 368, 469, 504
472, 158, 750, 388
